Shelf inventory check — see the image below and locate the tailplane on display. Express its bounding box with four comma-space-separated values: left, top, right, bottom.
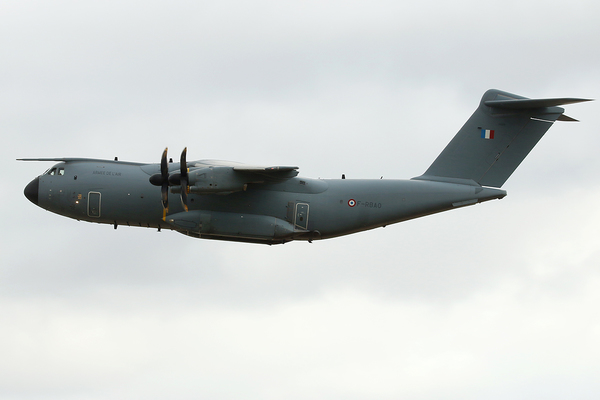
414, 89, 591, 188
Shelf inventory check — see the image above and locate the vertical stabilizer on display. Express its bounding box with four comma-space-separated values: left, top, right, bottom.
414, 89, 590, 188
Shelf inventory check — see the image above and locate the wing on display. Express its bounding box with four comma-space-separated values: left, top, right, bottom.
191, 160, 299, 180
180, 160, 300, 194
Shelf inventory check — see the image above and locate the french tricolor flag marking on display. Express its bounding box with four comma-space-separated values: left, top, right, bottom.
481, 129, 495, 139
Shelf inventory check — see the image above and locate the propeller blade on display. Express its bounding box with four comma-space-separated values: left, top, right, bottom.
161, 182, 169, 217
161, 148, 169, 220
160, 147, 169, 180
180, 147, 189, 211
180, 147, 187, 177
180, 177, 189, 212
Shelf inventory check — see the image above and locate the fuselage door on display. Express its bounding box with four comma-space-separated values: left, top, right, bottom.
294, 202, 309, 230
88, 191, 101, 218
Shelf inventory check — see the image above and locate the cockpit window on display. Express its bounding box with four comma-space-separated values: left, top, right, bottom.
45, 167, 64, 176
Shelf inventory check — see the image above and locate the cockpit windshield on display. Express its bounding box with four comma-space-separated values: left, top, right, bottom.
44, 166, 65, 176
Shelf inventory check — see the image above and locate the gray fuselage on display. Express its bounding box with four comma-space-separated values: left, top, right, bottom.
25, 158, 506, 244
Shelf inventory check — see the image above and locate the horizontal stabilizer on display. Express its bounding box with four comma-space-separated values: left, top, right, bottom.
557, 114, 580, 122
485, 97, 591, 109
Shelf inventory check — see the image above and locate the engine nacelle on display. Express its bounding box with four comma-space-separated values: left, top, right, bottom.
187, 166, 248, 194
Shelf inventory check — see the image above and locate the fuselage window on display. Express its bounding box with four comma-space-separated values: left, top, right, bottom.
47, 168, 57, 176
58, 168, 65, 176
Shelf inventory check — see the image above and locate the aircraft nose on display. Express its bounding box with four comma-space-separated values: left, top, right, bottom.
24, 176, 39, 205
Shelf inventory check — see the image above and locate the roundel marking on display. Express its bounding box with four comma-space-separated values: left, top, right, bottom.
348, 199, 356, 207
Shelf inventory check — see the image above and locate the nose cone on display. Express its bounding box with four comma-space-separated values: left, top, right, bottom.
24, 176, 39, 205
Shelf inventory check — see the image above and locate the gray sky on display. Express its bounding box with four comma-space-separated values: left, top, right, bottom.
2, 1, 600, 399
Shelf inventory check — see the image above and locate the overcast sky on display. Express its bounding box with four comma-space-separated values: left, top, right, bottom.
2, 1, 600, 399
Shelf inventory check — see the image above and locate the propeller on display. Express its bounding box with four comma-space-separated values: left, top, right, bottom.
149, 147, 190, 220
149, 148, 170, 220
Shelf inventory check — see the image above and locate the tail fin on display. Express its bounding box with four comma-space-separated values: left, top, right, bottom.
414, 89, 591, 188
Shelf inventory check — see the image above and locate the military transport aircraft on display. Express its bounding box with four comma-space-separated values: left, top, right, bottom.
20, 89, 590, 244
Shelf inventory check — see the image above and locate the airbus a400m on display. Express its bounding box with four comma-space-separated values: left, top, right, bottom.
21, 89, 590, 244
